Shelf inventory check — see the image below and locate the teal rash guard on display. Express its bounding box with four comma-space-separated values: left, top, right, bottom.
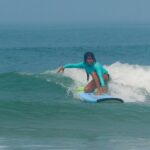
64, 62, 108, 87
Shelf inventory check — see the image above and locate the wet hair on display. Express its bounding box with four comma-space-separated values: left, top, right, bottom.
84, 52, 96, 81
84, 52, 96, 64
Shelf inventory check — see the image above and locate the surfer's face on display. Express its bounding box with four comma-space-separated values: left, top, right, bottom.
86, 56, 94, 65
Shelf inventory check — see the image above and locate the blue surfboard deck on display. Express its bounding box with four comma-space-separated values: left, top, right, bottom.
79, 92, 124, 103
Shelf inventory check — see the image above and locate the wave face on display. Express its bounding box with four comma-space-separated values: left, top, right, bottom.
0, 70, 150, 150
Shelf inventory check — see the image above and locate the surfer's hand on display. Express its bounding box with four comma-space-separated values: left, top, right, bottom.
95, 87, 107, 95
57, 67, 64, 73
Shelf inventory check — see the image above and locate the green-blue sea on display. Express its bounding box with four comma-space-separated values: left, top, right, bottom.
0, 24, 150, 150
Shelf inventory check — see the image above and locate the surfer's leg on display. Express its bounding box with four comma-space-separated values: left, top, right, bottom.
92, 73, 109, 86
103, 74, 109, 84
91, 72, 101, 88
84, 73, 109, 93
84, 72, 102, 93
84, 80, 96, 93
91, 72, 108, 94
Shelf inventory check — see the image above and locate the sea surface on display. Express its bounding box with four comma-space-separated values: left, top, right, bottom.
0, 24, 150, 150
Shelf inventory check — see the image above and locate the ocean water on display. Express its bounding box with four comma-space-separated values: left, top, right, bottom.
0, 24, 150, 149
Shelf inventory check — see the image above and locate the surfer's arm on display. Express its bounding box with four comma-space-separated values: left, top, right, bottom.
63, 62, 84, 69
57, 63, 84, 73
95, 63, 105, 87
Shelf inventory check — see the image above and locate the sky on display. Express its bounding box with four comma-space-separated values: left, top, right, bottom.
0, 0, 150, 25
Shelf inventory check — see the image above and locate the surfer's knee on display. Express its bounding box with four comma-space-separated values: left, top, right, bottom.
84, 87, 89, 93
84, 79, 96, 93
84, 86, 95, 93
84, 87, 93, 93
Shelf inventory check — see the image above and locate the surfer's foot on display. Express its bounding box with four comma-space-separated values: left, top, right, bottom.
95, 87, 107, 95
95, 91, 102, 95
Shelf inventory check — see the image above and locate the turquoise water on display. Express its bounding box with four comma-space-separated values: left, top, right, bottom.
0, 25, 150, 149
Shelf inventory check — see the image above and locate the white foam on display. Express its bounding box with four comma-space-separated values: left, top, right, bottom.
63, 68, 92, 85
62, 62, 150, 102
106, 62, 150, 102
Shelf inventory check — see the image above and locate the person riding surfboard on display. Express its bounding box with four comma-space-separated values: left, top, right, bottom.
57, 52, 109, 95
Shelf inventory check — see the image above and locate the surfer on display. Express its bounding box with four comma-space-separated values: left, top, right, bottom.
57, 52, 109, 95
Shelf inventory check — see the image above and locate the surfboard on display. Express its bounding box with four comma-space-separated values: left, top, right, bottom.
79, 93, 124, 103
75, 87, 124, 103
